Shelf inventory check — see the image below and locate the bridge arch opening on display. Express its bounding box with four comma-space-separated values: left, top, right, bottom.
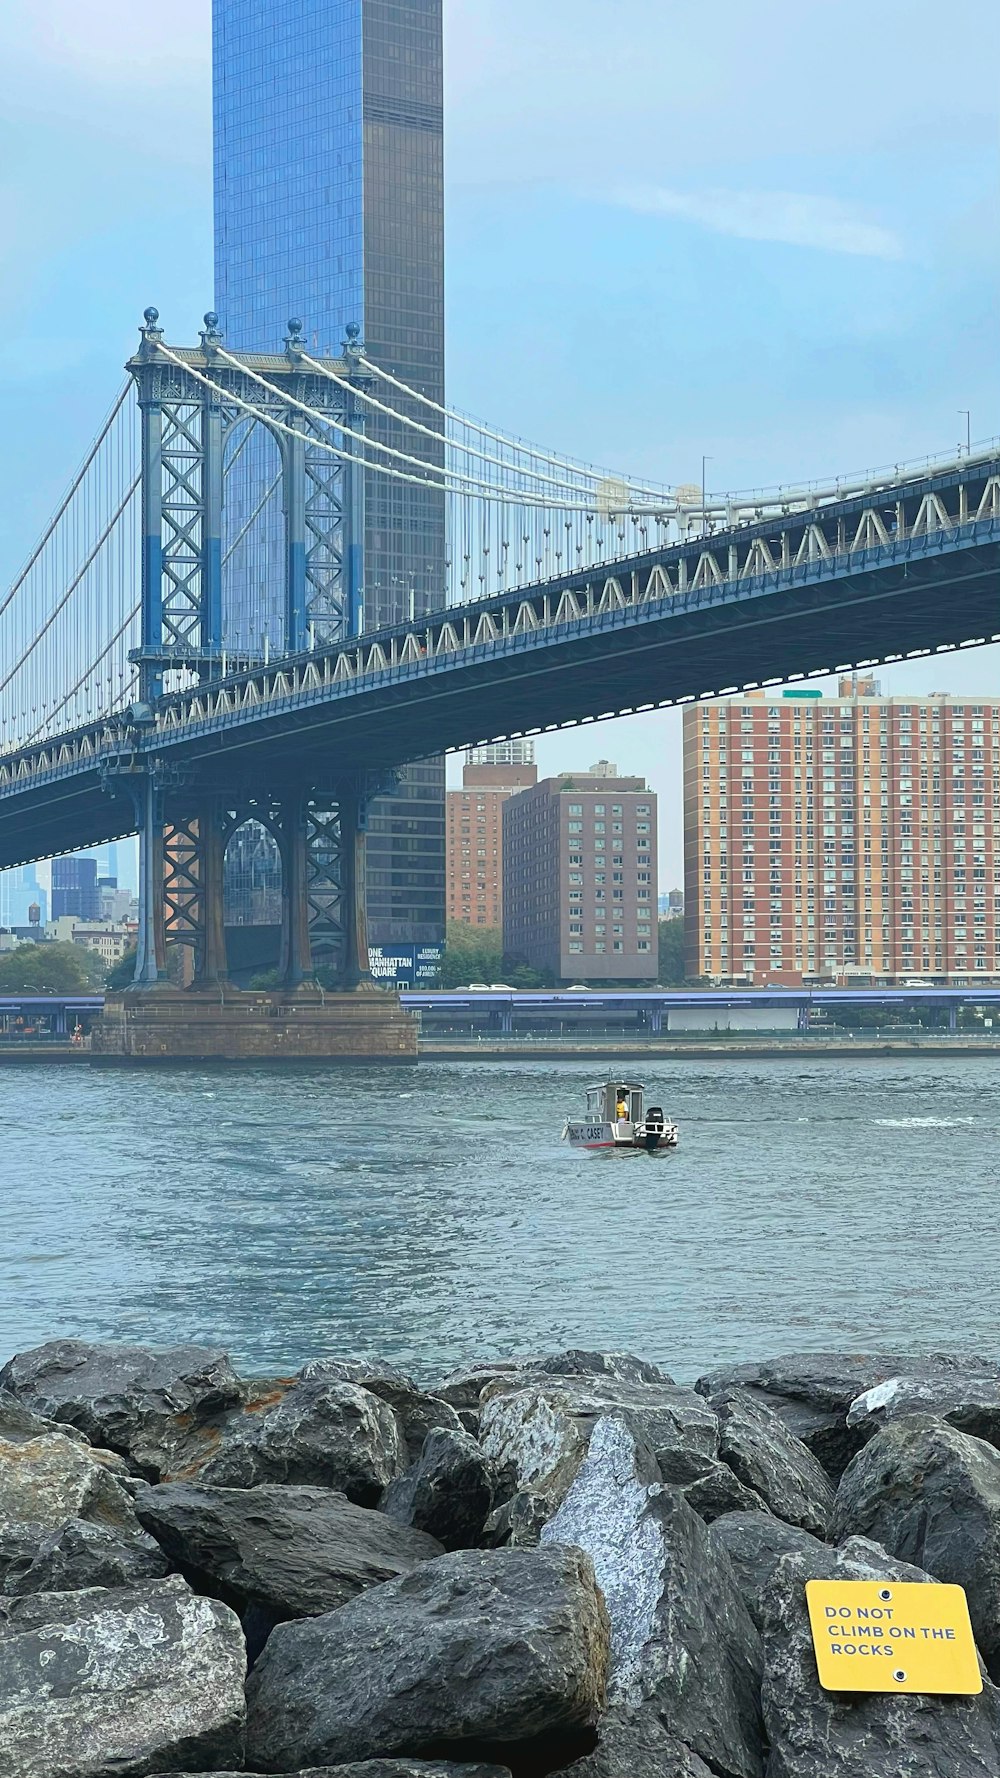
223, 816, 283, 983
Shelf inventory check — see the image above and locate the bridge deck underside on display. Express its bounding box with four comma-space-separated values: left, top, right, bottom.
0, 534, 997, 871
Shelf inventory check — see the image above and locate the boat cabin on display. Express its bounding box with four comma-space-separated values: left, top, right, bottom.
585, 1080, 645, 1126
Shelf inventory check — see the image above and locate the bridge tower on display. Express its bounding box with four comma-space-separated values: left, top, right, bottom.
111, 311, 405, 1045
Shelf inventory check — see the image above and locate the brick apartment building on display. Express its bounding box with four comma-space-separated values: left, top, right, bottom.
503, 764, 657, 982
446, 754, 538, 927
684, 680, 1000, 985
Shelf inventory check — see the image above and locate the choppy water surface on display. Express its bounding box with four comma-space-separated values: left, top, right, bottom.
1, 1057, 997, 1381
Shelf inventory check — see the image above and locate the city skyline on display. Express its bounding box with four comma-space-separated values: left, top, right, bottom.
0, 0, 997, 890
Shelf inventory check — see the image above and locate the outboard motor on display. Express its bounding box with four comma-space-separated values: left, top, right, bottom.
641, 1106, 666, 1151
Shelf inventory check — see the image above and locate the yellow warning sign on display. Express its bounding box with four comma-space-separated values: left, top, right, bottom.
806, 1581, 982, 1695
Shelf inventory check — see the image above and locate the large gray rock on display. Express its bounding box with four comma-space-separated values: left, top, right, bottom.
434, 1353, 672, 1418
301, 1360, 464, 1461
382, 1428, 495, 1550
542, 1417, 764, 1778
0, 1574, 246, 1777
709, 1511, 827, 1632
709, 1388, 834, 1534
847, 1374, 1000, 1450
479, 1375, 717, 1538
152, 1766, 512, 1777
830, 1415, 1000, 1680
136, 1481, 442, 1649
0, 1391, 89, 1447
246, 1545, 609, 1772
654, 1446, 768, 1523
3, 1517, 168, 1595
0, 1339, 244, 1479
760, 1535, 1000, 1776
695, 1352, 998, 1479
196, 1376, 406, 1504
0, 1419, 135, 1531
558, 1710, 714, 1778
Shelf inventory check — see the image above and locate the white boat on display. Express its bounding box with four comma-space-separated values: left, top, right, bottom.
562, 1079, 679, 1153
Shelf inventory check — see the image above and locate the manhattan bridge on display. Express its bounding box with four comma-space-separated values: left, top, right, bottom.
0, 309, 997, 994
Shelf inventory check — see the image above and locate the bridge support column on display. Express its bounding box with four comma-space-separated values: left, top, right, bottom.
650, 1007, 663, 1036
132, 773, 167, 987
949, 1004, 958, 1034
194, 796, 228, 986
338, 780, 372, 991
279, 792, 312, 990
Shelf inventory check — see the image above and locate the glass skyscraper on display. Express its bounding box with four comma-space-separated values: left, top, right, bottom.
213, 0, 446, 949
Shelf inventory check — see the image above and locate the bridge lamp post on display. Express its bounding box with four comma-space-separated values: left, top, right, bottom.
958, 411, 971, 456
702, 456, 713, 537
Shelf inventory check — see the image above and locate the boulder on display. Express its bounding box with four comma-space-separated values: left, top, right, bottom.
195, 1376, 406, 1504
0, 1420, 138, 1533
558, 1709, 714, 1777
479, 1375, 717, 1535
301, 1360, 464, 1461
0, 1391, 89, 1446
0, 1340, 244, 1479
695, 1352, 999, 1479
3, 1518, 168, 1595
151, 1766, 512, 1777
654, 1447, 768, 1523
245, 1545, 609, 1772
709, 1388, 834, 1534
136, 1481, 442, 1653
830, 1415, 1000, 1680
847, 1374, 1000, 1450
433, 1353, 672, 1419
708, 1511, 827, 1631
541, 1417, 764, 1778
759, 1535, 1000, 1776
382, 1429, 495, 1550
0, 1574, 246, 1777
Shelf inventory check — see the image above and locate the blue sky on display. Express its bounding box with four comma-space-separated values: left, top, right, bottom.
1, 0, 998, 883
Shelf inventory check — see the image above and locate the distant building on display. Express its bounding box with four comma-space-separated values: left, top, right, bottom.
659, 888, 684, 918
466, 739, 536, 768
223, 822, 283, 927
447, 760, 538, 928
213, 0, 446, 955
51, 857, 100, 922
48, 916, 137, 968
0, 865, 46, 928
685, 679, 1000, 985
503, 764, 657, 982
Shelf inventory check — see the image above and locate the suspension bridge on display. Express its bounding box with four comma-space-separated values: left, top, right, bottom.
1, 309, 998, 1029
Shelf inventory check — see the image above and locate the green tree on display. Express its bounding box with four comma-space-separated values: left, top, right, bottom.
107, 946, 137, 990
657, 917, 687, 985
437, 922, 504, 988
0, 941, 94, 995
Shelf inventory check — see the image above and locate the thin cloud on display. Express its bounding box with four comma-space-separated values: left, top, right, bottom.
611, 185, 904, 260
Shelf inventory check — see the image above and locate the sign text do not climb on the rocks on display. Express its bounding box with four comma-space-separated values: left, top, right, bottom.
806, 1580, 982, 1695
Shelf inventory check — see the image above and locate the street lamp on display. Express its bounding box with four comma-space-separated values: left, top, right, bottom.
701, 455, 713, 537
959, 410, 971, 456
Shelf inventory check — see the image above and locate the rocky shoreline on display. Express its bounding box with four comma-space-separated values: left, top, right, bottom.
4, 1342, 1000, 1775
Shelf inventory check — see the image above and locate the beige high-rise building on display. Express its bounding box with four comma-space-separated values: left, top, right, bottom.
684, 680, 1000, 986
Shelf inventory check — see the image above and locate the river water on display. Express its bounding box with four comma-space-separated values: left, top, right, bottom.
2, 1057, 996, 1384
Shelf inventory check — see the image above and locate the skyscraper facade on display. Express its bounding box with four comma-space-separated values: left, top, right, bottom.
685, 682, 1000, 986
213, 0, 446, 950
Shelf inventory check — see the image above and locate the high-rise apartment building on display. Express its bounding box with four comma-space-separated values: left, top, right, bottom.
504, 766, 658, 982
685, 681, 1000, 985
446, 760, 537, 928
51, 857, 101, 922
213, 0, 446, 951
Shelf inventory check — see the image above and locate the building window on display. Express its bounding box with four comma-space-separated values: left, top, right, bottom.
568, 941, 583, 953
637, 940, 650, 951
568, 804, 583, 815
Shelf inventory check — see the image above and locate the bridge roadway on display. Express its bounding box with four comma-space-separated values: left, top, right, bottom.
0, 449, 997, 870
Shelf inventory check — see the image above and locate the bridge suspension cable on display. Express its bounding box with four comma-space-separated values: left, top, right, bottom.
0, 386, 141, 755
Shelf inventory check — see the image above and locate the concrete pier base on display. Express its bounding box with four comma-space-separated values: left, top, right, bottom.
90, 987, 418, 1064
